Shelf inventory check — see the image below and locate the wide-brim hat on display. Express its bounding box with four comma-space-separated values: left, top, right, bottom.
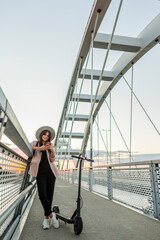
35, 126, 55, 141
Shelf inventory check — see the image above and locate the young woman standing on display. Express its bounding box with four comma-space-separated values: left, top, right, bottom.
29, 126, 59, 229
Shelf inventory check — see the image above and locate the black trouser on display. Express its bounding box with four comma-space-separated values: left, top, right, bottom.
36, 171, 56, 216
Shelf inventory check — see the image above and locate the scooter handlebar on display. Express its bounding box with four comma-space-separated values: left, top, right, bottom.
71, 155, 94, 162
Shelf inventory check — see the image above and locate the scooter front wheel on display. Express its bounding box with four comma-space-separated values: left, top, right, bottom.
74, 216, 83, 235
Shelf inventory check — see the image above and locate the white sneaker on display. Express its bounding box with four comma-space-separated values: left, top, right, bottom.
42, 218, 50, 229
50, 212, 59, 229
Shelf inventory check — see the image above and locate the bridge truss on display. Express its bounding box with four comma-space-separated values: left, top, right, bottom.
55, 0, 160, 169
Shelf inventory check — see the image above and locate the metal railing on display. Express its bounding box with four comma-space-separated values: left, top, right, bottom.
0, 87, 35, 239
0, 143, 35, 239
59, 159, 160, 220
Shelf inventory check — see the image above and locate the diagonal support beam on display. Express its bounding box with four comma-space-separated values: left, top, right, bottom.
81, 13, 160, 156
94, 33, 142, 52
61, 132, 84, 139
56, 149, 80, 155
0, 87, 32, 157
79, 69, 114, 81
54, 0, 113, 148
72, 94, 101, 103
65, 114, 89, 121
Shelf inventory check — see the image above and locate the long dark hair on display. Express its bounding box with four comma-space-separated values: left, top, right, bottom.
33, 130, 51, 156
38, 130, 51, 146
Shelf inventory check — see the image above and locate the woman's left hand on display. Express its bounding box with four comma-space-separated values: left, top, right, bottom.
46, 143, 55, 154
45, 142, 55, 158
47, 143, 54, 151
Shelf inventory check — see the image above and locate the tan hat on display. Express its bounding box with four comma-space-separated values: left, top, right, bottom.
35, 126, 55, 141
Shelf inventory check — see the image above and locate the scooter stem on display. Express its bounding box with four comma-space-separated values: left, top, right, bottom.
77, 159, 82, 217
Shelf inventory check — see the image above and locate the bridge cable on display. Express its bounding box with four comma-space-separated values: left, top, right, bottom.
65, 58, 83, 169
58, 95, 74, 169
56, 86, 75, 168
97, 113, 100, 166
82, 0, 124, 154
109, 91, 112, 164
56, 92, 74, 169
61, 11, 100, 168
58, 74, 82, 169
60, 58, 83, 169
95, 119, 109, 153
104, 100, 134, 161
130, 65, 134, 163
123, 76, 160, 136
60, 55, 89, 169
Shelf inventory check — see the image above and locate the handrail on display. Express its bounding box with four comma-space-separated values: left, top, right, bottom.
59, 159, 160, 171
0, 180, 36, 226
0, 142, 27, 162
60, 159, 160, 220
0, 87, 33, 157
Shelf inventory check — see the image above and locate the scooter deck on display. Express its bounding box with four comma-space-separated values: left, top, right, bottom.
56, 213, 74, 224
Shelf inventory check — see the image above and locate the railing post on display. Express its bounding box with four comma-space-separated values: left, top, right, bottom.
150, 163, 160, 220
13, 157, 32, 218
72, 169, 74, 184
107, 166, 113, 200
0, 108, 8, 141
88, 168, 94, 192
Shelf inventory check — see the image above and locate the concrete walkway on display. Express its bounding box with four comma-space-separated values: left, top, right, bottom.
20, 178, 160, 240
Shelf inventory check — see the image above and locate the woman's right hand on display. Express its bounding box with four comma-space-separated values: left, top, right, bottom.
39, 145, 50, 151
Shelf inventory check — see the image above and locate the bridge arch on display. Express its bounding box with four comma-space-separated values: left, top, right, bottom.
55, 0, 160, 168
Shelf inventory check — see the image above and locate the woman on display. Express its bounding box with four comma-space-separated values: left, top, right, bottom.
29, 126, 59, 229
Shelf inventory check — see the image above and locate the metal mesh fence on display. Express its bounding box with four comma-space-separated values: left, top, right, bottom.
112, 166, 154, 214
92, 168, 108, 197
0, 151, 27, 237
81, 169, 89, 190
156, 164, 160, 200
59, 160, 160, 219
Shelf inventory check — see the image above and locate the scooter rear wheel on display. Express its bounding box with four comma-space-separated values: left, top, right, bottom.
74, 216, 83, 235
53, 206, 60, 214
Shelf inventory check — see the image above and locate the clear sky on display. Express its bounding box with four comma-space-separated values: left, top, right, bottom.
0, 0, 160, 155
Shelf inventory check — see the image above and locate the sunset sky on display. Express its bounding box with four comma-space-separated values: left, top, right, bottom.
0, 0, 160, 156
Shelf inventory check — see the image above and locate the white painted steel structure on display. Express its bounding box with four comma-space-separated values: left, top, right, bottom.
0, 1, 160, 237
54, 0, 160, 165
0, 87, 32, 157
0, 88, 36, 238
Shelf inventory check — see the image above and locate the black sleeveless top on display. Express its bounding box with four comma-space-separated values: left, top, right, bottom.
38, 150, 52, 175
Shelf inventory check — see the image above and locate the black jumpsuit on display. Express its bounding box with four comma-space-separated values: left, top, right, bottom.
36, 150, 56, 216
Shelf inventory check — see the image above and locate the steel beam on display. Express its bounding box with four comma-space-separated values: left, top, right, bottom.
65, 114, 89, 121
61, 132, 84, 139
81, 14, 160, 156
79, 68, 114, 81
94, 33, 141, 52
72, 94, 101, 103
56, 149, 80, 155
54, 0, 112, 148
0, 87, 32, 157
55, 155, 73, 160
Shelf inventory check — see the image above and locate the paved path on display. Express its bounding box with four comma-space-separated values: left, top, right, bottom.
20, 178, 160, 240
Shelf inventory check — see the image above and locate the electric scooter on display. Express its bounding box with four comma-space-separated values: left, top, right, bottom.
53, 155, 94, 235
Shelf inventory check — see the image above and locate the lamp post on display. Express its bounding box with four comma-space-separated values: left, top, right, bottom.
102, 129, 110, 164
118, 150, 120, 163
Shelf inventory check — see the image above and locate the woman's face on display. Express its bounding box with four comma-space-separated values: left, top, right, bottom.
42, 131, 50, 142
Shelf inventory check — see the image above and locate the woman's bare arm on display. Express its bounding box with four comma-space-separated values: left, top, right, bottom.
32, 145, 50, 151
